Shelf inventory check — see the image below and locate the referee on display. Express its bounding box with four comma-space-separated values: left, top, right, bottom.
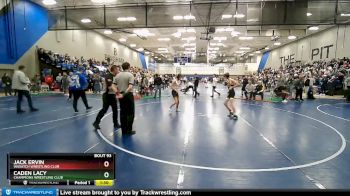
93, 65, 121, 130
115, 62, 136, 135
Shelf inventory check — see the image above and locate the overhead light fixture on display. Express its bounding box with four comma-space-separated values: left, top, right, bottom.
265, 47, 270, 50
158, 48, 168, 51
307, 12, 312, 16
208, 47, 219, 51
104, 29, 113, 35
288, 35, 297, 40
119, 38, 126, 42
81, 18, 91, 23
274, 42, 281, 46
158, 38, 171, 42
184, 14, 195, 20
233, 13, 245, 18
308, 26, 319, 31
255, 51, 261, 54
91, 0, 115, 3
235, 51, 245, 54
239, 47, 250, 50
136, 48, 144, 52
213, 37, 227, 42
145, 51, 150, 54
117, 17, 137, 21
173, 15, 183, 20
183, 43, 196, 47
221, 14, 233, 19
42, 0, 56, 5
130, 44, 136, 47
181, 37, 196, 41
239, 36, 253, 40
249, 54, 254, 56
172, 32, 182, 38
231, 31, 241, 37
341, 13, 350, 17
217, 27, 234, 32
133, 29, 155, 37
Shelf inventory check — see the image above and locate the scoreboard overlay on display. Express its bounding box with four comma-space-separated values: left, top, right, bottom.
7, 153, 115, 186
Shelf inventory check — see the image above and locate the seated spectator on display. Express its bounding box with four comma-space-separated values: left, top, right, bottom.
253, 81, 265, 101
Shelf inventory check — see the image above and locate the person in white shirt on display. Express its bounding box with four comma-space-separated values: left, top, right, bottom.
244, 80, 255, 100
210, 75, 221, 98
169, 74, 181, 112
12, 65, 39, 114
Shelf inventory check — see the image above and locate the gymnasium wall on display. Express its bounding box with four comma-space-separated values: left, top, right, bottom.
265, 25, 350, 69
157, 63, 259, 76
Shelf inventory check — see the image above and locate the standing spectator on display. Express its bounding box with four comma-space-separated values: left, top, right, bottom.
154, 74, 163, 98
211, 74, 221, 98
31, 74, 41, 93
193, 74, 200, 98
70, 69, 93, 113
2, 73, 12, 96
12, 65, 39, 113
115, 62, 136, 135
344, 74, 350, 102
294, 75, 304, 102
93, 73, 102, 94
241, 76, 248, 97
56, 73, 63, 91
61, 72, 70, 95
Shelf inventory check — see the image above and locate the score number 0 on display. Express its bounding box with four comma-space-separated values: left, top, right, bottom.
104, 161, 110, 178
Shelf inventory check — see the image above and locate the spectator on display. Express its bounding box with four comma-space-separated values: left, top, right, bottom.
2, 73, 12, 96
12, 65, 39, 113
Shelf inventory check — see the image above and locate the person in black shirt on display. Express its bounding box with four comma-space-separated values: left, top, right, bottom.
2, 73, 12, 96
193, 74, 200, 98
93, 65, 121, 130
154, 74, 163, 98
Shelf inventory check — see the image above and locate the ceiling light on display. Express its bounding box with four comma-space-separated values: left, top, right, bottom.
265, 47, 270, 50
249, 54, 254, 56
117, 17, 137, 21
104, 29, 113, 35
233, 13, 245, 18
119, 38, 126, 42
81, 18, 91, 23
255, 51, 261, 54
235, 51, 245, 54
91, 0, 115, 3
158, 38, 171, 42
145, 51, 150, 54
181, 37, 196, 41
308, 26, 319, 31
231, 31, 241, 37
183, 43, 196, 47
213, 37, 227, 42
42, 0, 56, 5
274, 42, 281, 46
239, 36, 253, 40
184, 15, 195, 20
133, 29, 155, 37
158, 48, 168, 51
341, 13, 350, 17
247, 18, 259, 22
239, 47, 250, 50
130, 44, 136, 47
217, 27, 234, 32
173, 16, 183, 20
222, 14, 233, 19
288, 35, 297, 40
172, 32, 182, 38
208, 47, 219, 51
137, 48, 144, 52
307, 12, 312, 16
